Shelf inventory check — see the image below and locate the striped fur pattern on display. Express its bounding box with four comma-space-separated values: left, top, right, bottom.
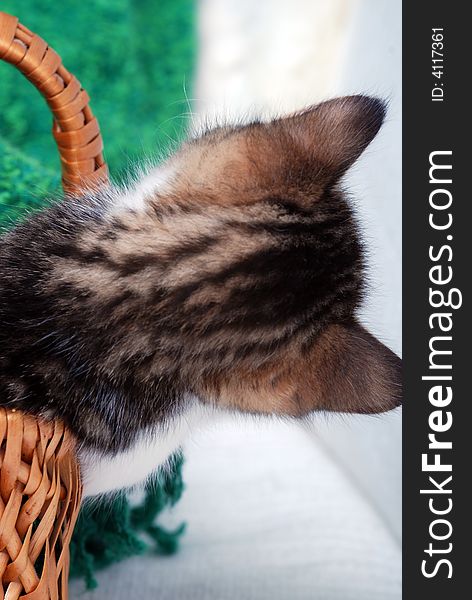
0, 96, 401, 456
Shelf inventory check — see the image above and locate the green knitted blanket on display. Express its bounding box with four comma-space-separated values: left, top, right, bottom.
0, 0, 195, 588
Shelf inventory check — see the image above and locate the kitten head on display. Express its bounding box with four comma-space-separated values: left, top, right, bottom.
0, 95, 400, 454
131, 95, 401, 418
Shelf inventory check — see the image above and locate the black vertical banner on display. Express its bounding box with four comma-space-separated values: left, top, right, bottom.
403, 3, 470, 598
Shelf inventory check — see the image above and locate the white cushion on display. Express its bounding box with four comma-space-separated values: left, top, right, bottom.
71, 419, 401, 600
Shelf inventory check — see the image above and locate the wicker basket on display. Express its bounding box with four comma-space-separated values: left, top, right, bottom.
0, 11, 110, 598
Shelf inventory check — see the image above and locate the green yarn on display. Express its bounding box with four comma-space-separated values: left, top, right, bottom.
1, 0, 196, 588
70, 455, 186, 590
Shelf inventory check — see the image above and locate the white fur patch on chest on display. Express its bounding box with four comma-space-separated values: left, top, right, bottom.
79, 401, 211, 497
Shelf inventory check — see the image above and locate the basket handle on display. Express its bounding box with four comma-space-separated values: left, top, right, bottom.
0, 11, 109, 194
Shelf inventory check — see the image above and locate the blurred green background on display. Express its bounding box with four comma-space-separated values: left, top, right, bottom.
0, 0, 195, 223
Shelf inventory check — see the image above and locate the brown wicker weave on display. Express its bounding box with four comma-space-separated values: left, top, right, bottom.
0, 410, 81, 599
0, 11, 109, 194
0, 10, 111, 598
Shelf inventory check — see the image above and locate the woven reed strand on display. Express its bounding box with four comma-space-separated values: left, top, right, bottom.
0, 409, 82, 599
0, 11, 109, 194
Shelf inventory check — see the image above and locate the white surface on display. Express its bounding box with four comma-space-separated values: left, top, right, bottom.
195, 0, 359, 121
71, 419, 401, 600
315, 0, 402, 542
71, 1, 402, 597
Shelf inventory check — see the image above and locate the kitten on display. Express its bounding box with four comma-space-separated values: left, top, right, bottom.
0, 95, 401, 496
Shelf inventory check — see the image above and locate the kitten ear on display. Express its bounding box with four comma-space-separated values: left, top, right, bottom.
212, 322, 401, 417
296, 322, 402, 415
281, 95, 386, 178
